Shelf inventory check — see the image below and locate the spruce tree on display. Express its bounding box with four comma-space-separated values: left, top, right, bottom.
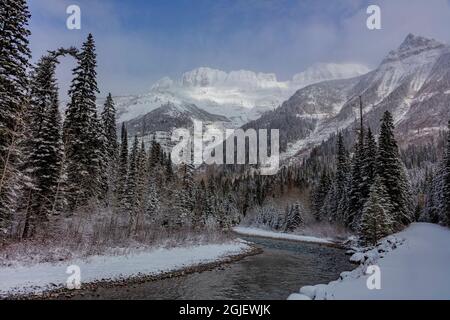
193, 179, 208, 229
124, 136, 139, 216
333, 132, 351, 222
285, 203, 304, 232
176, 163, 195, 223
442, 121, 450, 226
336, 132, 350, 196
311, 170, 331, 221
361, 128, 377, 202
164, 153, 174, 182
145, 176, 160, 222
116, 123, 128, 204
132, 141, 148, 232
23, 54, 64, 236
207, 178, 218, 211
149, 138, 162, 168
346, 127, 365, 230
101, 93, 118, 162
377, 111, 413, 229
218, 193, 240, 231
423, 168, 442, 223
63, 34, 102, 209
359, 176, 393, 246
100, 93, 118, 199
0, 0, 31, 234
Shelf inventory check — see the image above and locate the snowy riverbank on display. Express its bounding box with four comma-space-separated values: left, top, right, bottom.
233, 227, 335, 245
289, 223, 450, 300
0, 240, 253, 298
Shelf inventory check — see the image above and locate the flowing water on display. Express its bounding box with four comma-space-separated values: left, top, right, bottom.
68, 236, 354, 300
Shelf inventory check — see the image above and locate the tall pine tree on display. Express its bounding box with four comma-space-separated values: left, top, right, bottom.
311, 170, 331, 221
100, 93, 118, 199
0, 0, 31, 234
64, 34, 102, 210
442, 120, 450, 226
116, 123, 128, 205
101, 93, 118, 163
124, 136, 139, 216
346, 126, 365, 230
331, 132, 350, 223
361, 128, 377, 202
23, 54, 64, 237
377, 111, 413, 230
359, 176, 393, 246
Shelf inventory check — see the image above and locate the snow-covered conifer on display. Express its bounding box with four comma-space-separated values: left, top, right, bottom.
359, 176, 393, 246
63, 34, 102, 209
377, 111, 413, 230
0, 0, 31, 234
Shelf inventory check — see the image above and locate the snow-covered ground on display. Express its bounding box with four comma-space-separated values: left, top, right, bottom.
233, 227, 335, 245
0, 240, 252, 298
289, 223, 450, 300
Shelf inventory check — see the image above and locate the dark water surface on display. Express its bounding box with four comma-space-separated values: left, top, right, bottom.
69, 236, 354, 300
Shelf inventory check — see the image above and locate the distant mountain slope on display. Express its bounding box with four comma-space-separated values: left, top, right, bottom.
243, 34, 450, 162
125, 102, 229, 137
112, 63, 370, 128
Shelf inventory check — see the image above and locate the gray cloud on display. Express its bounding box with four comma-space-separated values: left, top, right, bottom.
28, 0, 450, 99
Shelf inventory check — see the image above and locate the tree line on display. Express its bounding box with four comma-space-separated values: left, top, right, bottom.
0, 1, 241, 242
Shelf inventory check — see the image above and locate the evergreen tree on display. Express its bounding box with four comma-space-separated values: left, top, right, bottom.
0, 0, 31, 234
346, 127, 365, 230
311, 170, 331, 221
218, 193, 240, 231
164, 153, 174, 182
145, 177, 160, 222
207, 178, 218, 211
422, 168, 442, 223
320, 183, 338, 222
116, 123, 128, 204
132, 141, 148, 232
175, 163, 195, 225
361, 128, 377, 201
63, 34, 102, 209
329, 132, 351, 223
100, 93, 118, 199
359, 176, 393, 246
336, 132, 350, 197
314, 134, 350, 224
442, 121, 450, 226
101, 93, 118, 161
124, 136, 139, 217
285, 203, 304, 232
149, 139, 162, 168
192, 180, 208, 229
23, 54, 63, 236
377, 111, 413, 229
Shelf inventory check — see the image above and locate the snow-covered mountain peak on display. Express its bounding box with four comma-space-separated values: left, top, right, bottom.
181, 67, 227, 87
400, 34, 444, 51
292, 63, 370, 86
384, 34, 446, 63
151, 76, 174, 90
115, 63, 371, 126
180, 67, 282, 89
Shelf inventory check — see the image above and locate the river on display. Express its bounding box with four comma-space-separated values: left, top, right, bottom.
66, 235, 354, 300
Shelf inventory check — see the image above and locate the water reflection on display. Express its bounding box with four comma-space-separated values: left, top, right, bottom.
69, 236, 354, 300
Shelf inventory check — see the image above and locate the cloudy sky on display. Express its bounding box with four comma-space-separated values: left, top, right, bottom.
28, 0, 450, 98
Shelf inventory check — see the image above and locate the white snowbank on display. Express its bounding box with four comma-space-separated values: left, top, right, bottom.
0, 241, 251, 297
289, 223, 450, 300
233, 227, 334, 245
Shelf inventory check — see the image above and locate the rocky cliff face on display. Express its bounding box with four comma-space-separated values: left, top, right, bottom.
243, 34, 450, 161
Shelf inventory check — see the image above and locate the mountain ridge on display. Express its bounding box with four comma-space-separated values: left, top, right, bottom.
112, 62, 370, 127
242, 34, 450, 162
